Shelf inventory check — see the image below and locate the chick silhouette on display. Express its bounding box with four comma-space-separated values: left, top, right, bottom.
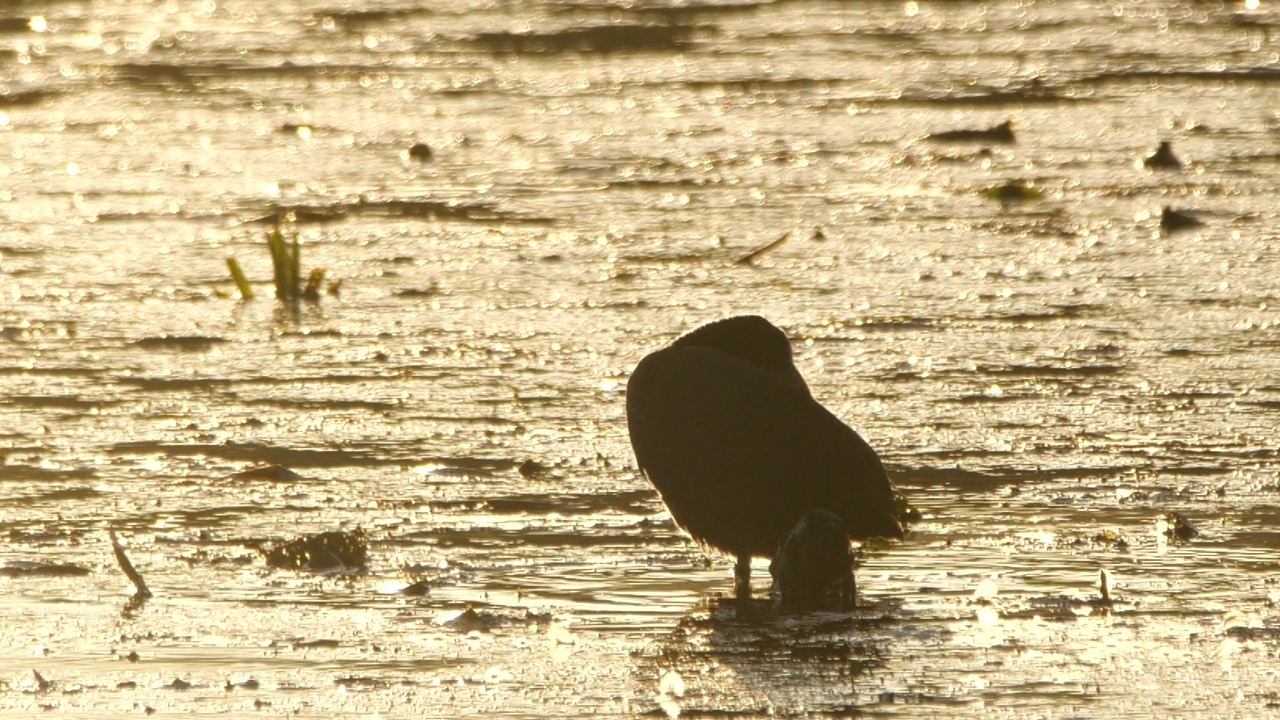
626, 315, 902, 598
770, 508, 857, 612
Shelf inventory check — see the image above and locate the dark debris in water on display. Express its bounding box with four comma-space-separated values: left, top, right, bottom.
517, 459, 551, 479
1081, 66, 1280, 86
440, 606, 555, 633
109, 440, 386, 469
400, 578, 430, 596
1144, 140, 1183, 170
407, 142, 432, 162
1160, 206, 1205, 234
1087, 529, 1130, 550
248, 204, 345, 224
972, 210, 1085, 238
984, 180, 1044, 206
905, 83, 1078, 106
0, 462, 97, 483
1226, 626, 1280, 642
112, 60, 380, 89
308, 8, 430, 31
474, 24, 696, 54
0, 561, 92, 578
927, 119, 1017, 144
229, 464, 302, 482
128, 335, 229, 352
334, 676, 387, 691
258, 529, 368, 572
7, 524, 90, 546
0, 88, 58, 106
291, 638, 341, 649
245, 196, 551, 226
549, 0, 770, 23
1161, 511, 1199, 541
278, 122, 315, 137
394, 284, 442, 298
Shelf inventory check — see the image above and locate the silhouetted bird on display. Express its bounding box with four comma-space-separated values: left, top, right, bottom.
770, 508, 856, 612
1144, 141, 1182, 170
625, 315, 902, 598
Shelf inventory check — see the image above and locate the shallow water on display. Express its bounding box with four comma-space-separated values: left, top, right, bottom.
3, 0, 1280, 716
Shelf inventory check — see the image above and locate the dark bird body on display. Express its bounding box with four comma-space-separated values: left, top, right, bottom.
625, 316, 902, 597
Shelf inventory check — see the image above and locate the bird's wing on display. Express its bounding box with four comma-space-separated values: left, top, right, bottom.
627, 345, 901, 554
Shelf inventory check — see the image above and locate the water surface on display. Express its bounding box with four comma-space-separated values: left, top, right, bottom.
3, 1, 1280, 717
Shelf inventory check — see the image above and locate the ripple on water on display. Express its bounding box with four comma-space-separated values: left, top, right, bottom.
4, 0, 1280, 717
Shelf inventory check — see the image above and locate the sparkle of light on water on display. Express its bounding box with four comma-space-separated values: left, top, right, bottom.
2, 1, 1279, 717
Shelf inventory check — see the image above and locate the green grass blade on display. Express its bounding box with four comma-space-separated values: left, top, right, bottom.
225, 257, 254, 300
267, 228, 286, 299
291, 234, 302, 300
267, 228, 300, 302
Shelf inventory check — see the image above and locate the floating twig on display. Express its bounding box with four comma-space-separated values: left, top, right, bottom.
109, 531, 153, 599
735, 231, 791, 265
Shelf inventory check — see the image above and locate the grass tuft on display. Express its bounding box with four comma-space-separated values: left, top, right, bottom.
227, 226, 332, 306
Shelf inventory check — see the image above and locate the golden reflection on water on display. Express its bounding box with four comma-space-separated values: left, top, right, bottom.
2, 0, 1280, 716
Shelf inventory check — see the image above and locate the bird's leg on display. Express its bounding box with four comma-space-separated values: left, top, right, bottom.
839, 566, 857, 611
734, 552, 752, 599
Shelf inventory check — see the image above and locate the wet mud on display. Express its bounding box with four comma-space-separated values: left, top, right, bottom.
3, 0, 1280, 717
